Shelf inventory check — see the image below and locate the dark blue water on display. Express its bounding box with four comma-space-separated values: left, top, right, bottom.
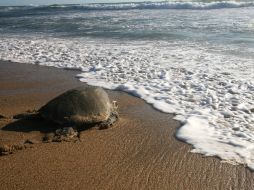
0, 1, 254, 46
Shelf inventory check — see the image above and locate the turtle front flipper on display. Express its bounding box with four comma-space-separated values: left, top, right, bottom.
43, 127, 79, 143
99, 111, 119, 130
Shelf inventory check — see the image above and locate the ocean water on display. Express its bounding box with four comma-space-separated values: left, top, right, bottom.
0, 1, 254, 169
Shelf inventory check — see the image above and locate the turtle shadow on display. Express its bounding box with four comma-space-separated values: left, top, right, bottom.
2, 118, 60, 133
2, 117, 99, 134
0, 117, 100, 156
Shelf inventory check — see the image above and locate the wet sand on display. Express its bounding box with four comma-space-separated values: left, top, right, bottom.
0, 60, 253, 190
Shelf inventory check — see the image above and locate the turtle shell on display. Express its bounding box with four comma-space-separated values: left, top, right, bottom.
39, 86, 112, 125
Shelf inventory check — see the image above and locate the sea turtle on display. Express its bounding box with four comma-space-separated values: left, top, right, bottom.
11, 86, 118, 142
39, 86, 118, 128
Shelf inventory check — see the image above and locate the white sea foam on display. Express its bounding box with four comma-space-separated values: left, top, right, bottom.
22, 1, 254, 11
1, 1, 254, 14
0, 36, 254, 169
84, 1, 254, 10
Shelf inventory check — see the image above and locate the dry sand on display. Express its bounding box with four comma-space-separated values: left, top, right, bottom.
0, 60, 253, 190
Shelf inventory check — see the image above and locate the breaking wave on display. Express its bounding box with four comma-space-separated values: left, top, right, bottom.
1, 1, 254, 14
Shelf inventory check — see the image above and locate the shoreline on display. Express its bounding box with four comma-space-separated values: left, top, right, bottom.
0, 60, 254, 189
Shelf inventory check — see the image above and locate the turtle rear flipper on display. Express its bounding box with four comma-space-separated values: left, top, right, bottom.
0, 114, 9, 121
0, 114, 14, 122
0, 114, 6, 119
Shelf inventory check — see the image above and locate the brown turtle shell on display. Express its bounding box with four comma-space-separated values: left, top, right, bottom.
39, 86, 112, 125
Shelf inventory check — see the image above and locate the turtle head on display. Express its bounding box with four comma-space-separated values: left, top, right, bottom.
111, 100, 118, 112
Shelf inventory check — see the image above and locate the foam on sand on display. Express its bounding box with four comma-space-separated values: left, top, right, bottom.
0, 36, 254, 170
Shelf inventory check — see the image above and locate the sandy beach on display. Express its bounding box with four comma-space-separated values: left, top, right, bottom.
0, 60, 253, 190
